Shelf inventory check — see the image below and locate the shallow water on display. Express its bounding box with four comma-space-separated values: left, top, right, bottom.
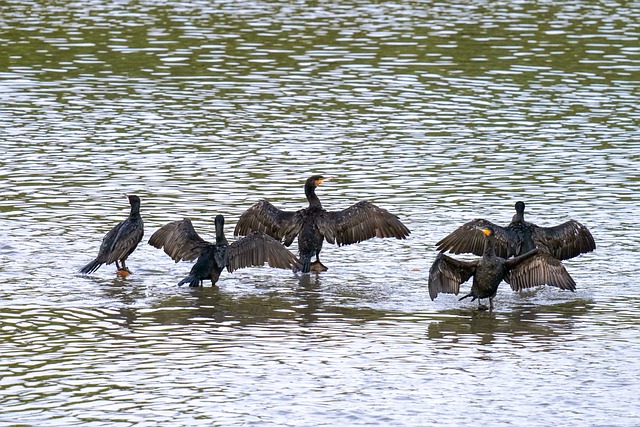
1, 0, 639, 425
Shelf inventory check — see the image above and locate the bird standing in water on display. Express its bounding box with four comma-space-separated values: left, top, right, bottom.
429, 226, 576, 311
435, 201, 595, 260
79, 194, 144, 276
233, 175, 411, 273
149, 214, 301, 287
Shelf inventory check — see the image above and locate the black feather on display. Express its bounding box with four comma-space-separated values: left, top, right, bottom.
429, 226, 576, 310
234, 175, 410, 273
150, 215, 300, 286
435, 201, 595, 260
80, 195, 144, 274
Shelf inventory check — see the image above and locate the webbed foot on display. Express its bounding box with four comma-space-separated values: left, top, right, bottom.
310, 260, 328, 272
116, 268, 132, 277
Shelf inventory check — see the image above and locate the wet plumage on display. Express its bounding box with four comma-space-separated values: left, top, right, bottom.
435, 201, 595, 260
149, 215, 301, 287
429, 226, 576, 310
233, 175, 411, 273
79, 195, 144, 275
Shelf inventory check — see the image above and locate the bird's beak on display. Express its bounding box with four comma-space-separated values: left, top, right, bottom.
317, 176, 333, 186
481, 228, 491, 236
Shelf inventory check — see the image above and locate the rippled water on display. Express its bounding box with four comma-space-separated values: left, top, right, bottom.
1, 0, 639, 425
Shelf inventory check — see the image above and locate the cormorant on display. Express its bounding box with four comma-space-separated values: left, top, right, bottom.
233, 175, 411, 273
149, 214, 301, 287
429, 226, 576, 311
79, 194, 144, 276
435, 201, 595, 260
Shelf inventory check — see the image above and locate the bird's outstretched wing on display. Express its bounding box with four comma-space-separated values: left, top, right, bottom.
227, 231, 302, 273
148, 218, 210, 262
103, 219, 144, 264
233, 200, 303, 246
435, 219, 513, 258
531, 220, 596, 260
321, 201, 410, 246
428, 253, 477, 300
504, 250, 576, 291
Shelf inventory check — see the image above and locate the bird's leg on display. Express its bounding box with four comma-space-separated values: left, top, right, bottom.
477, 299, 489, 311
489, 298, 494, 312
116, 260, 132, 276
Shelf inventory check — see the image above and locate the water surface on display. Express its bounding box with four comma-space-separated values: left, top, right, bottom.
1, 0, 639, 425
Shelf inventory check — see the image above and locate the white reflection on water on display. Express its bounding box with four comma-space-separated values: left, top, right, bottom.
2, 299, 640, 426
1, 0, 640, 425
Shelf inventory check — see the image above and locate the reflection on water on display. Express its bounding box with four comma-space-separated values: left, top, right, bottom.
2, 297, 639, 425
427, 299, 593, 347
1, 0, 640, 425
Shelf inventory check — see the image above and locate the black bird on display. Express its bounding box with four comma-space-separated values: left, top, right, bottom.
233, 175, 411, 273
79, 194, 144, 276
149, 214, 301, 287
435, 201, 595, 260
429, 226, 576, 311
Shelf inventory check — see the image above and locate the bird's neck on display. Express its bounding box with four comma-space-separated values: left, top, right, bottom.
215, 223, 228, 245
305, 186, 322, 208
483, 236, 496, 257
129, 205, 141, 219
512, 212, 524, 223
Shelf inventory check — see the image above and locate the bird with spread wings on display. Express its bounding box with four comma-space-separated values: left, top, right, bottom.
149, 215, 301, 287
234, 175, 410, 273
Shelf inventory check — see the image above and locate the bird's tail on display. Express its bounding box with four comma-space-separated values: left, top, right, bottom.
177, 274, 201, 287
79, 258, 103, 274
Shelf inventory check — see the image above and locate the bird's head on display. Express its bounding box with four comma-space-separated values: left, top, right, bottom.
515, 201, 525, 214
306, 175, 331, 188
125, 194, 141, 205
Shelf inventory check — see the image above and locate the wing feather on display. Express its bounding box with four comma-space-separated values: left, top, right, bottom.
531, 220, 596, 260
505, 252, 576, 291
148, 218, 210, 262
103, 219, 144, 264
233, 200, 302, 246
435, 219, 513, 258
226, 231, 302, 273
323, 201, 410, 246
428, 253, 477, 300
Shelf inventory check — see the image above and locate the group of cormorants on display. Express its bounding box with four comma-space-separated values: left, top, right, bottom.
429, 205, 594, 310
79, 175, 595, 310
